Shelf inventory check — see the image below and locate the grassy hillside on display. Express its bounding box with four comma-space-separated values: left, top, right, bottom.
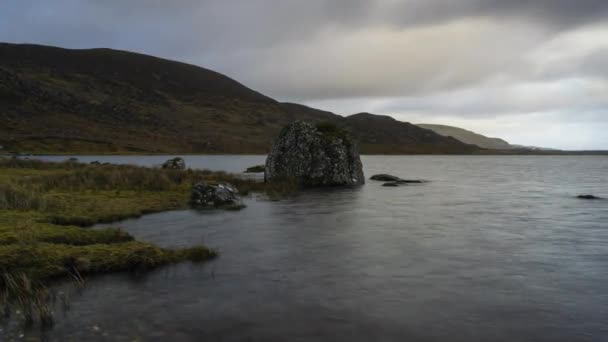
0, 43, 477, 155
348, 114, 478, 154
417, 124, 512, 150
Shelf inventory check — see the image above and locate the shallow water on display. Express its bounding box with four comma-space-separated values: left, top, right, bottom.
6, 156, 608, 341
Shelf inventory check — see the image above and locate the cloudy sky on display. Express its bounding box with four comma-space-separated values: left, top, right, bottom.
2, 0, 608, 149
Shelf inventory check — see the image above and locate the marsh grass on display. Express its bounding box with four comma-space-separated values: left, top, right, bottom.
0, 183, 56, 211
1, 159, 266, 212
264, 177, 301, 201
0, 158, 229, 328
0, 158, 85, 170
0, 272, 55, 329
0, 159, 245, 331
0, 159, 280, 285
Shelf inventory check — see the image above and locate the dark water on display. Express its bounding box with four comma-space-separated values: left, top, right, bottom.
6, 156, 608, 341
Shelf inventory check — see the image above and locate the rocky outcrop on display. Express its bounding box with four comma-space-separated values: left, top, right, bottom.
190, 182, 244, 209
162, 157, 185, 170
265, 121, 364, 187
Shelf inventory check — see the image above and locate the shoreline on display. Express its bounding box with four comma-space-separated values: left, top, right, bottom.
0, 158, 272, 286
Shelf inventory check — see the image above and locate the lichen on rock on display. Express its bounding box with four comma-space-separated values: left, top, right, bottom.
190, 182, 244, 209
265, 121, 364, 187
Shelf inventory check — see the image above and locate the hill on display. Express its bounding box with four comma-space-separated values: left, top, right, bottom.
0, 43, 477, 154
417, 124, 512, 150
348, 114, 477, 154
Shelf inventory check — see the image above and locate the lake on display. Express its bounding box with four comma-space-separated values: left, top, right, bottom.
6, 155, 608, 341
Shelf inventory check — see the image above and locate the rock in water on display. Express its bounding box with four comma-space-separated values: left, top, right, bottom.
265, 121, 364, 186
370, 174, 425, 183
371, 174, 402, 182
162, 157, 186, 170
190, 182, 243, 209
577, 194, 602, 200
245, 165, 266, 173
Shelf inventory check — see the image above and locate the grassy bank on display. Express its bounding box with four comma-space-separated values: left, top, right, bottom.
0, 157, 271, 283
0, 157, 291, 327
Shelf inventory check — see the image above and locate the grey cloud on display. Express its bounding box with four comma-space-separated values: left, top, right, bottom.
1, 0, 608, 149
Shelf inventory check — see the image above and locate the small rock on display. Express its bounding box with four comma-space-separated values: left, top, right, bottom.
371, 174, 426, 183
370, 174, 402, 182
190, 182, 244, 209
90, 160, 101, 165
382, 182, 402, 187
577, 194, 602, 200
162, 157, 186, 170
245, 165, 265, 173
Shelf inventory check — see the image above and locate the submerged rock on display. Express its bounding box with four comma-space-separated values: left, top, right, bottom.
162, 157, 186, 170
90, 160, 101, 165
245, 165, 265, 173
577, 194, 603, 200
190, 182, 244, 209
265, 121, 364, 187
371, 174, 402, 182
382, 182, 402, 187
370, 174, 426, 183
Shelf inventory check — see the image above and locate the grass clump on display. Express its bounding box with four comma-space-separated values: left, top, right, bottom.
0, 241, 216, 282
245, 164, 265, 173
264, 177, 301, 201
315, 121, 351, 142
0, 183, 54, 211
1, 273, 55, 329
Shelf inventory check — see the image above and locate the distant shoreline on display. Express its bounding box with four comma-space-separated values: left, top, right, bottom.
6, 151, 608, 157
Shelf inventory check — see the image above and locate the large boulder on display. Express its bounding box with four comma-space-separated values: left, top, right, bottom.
162, 157, 186, 170
265, 121, 364, 186
190, 182, 244, 209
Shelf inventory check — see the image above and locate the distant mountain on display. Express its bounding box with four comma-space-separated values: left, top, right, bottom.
417, 124, 513, 150
0, 43, 478, 154
349, 114, 478, 154
510, 144, 558, 151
